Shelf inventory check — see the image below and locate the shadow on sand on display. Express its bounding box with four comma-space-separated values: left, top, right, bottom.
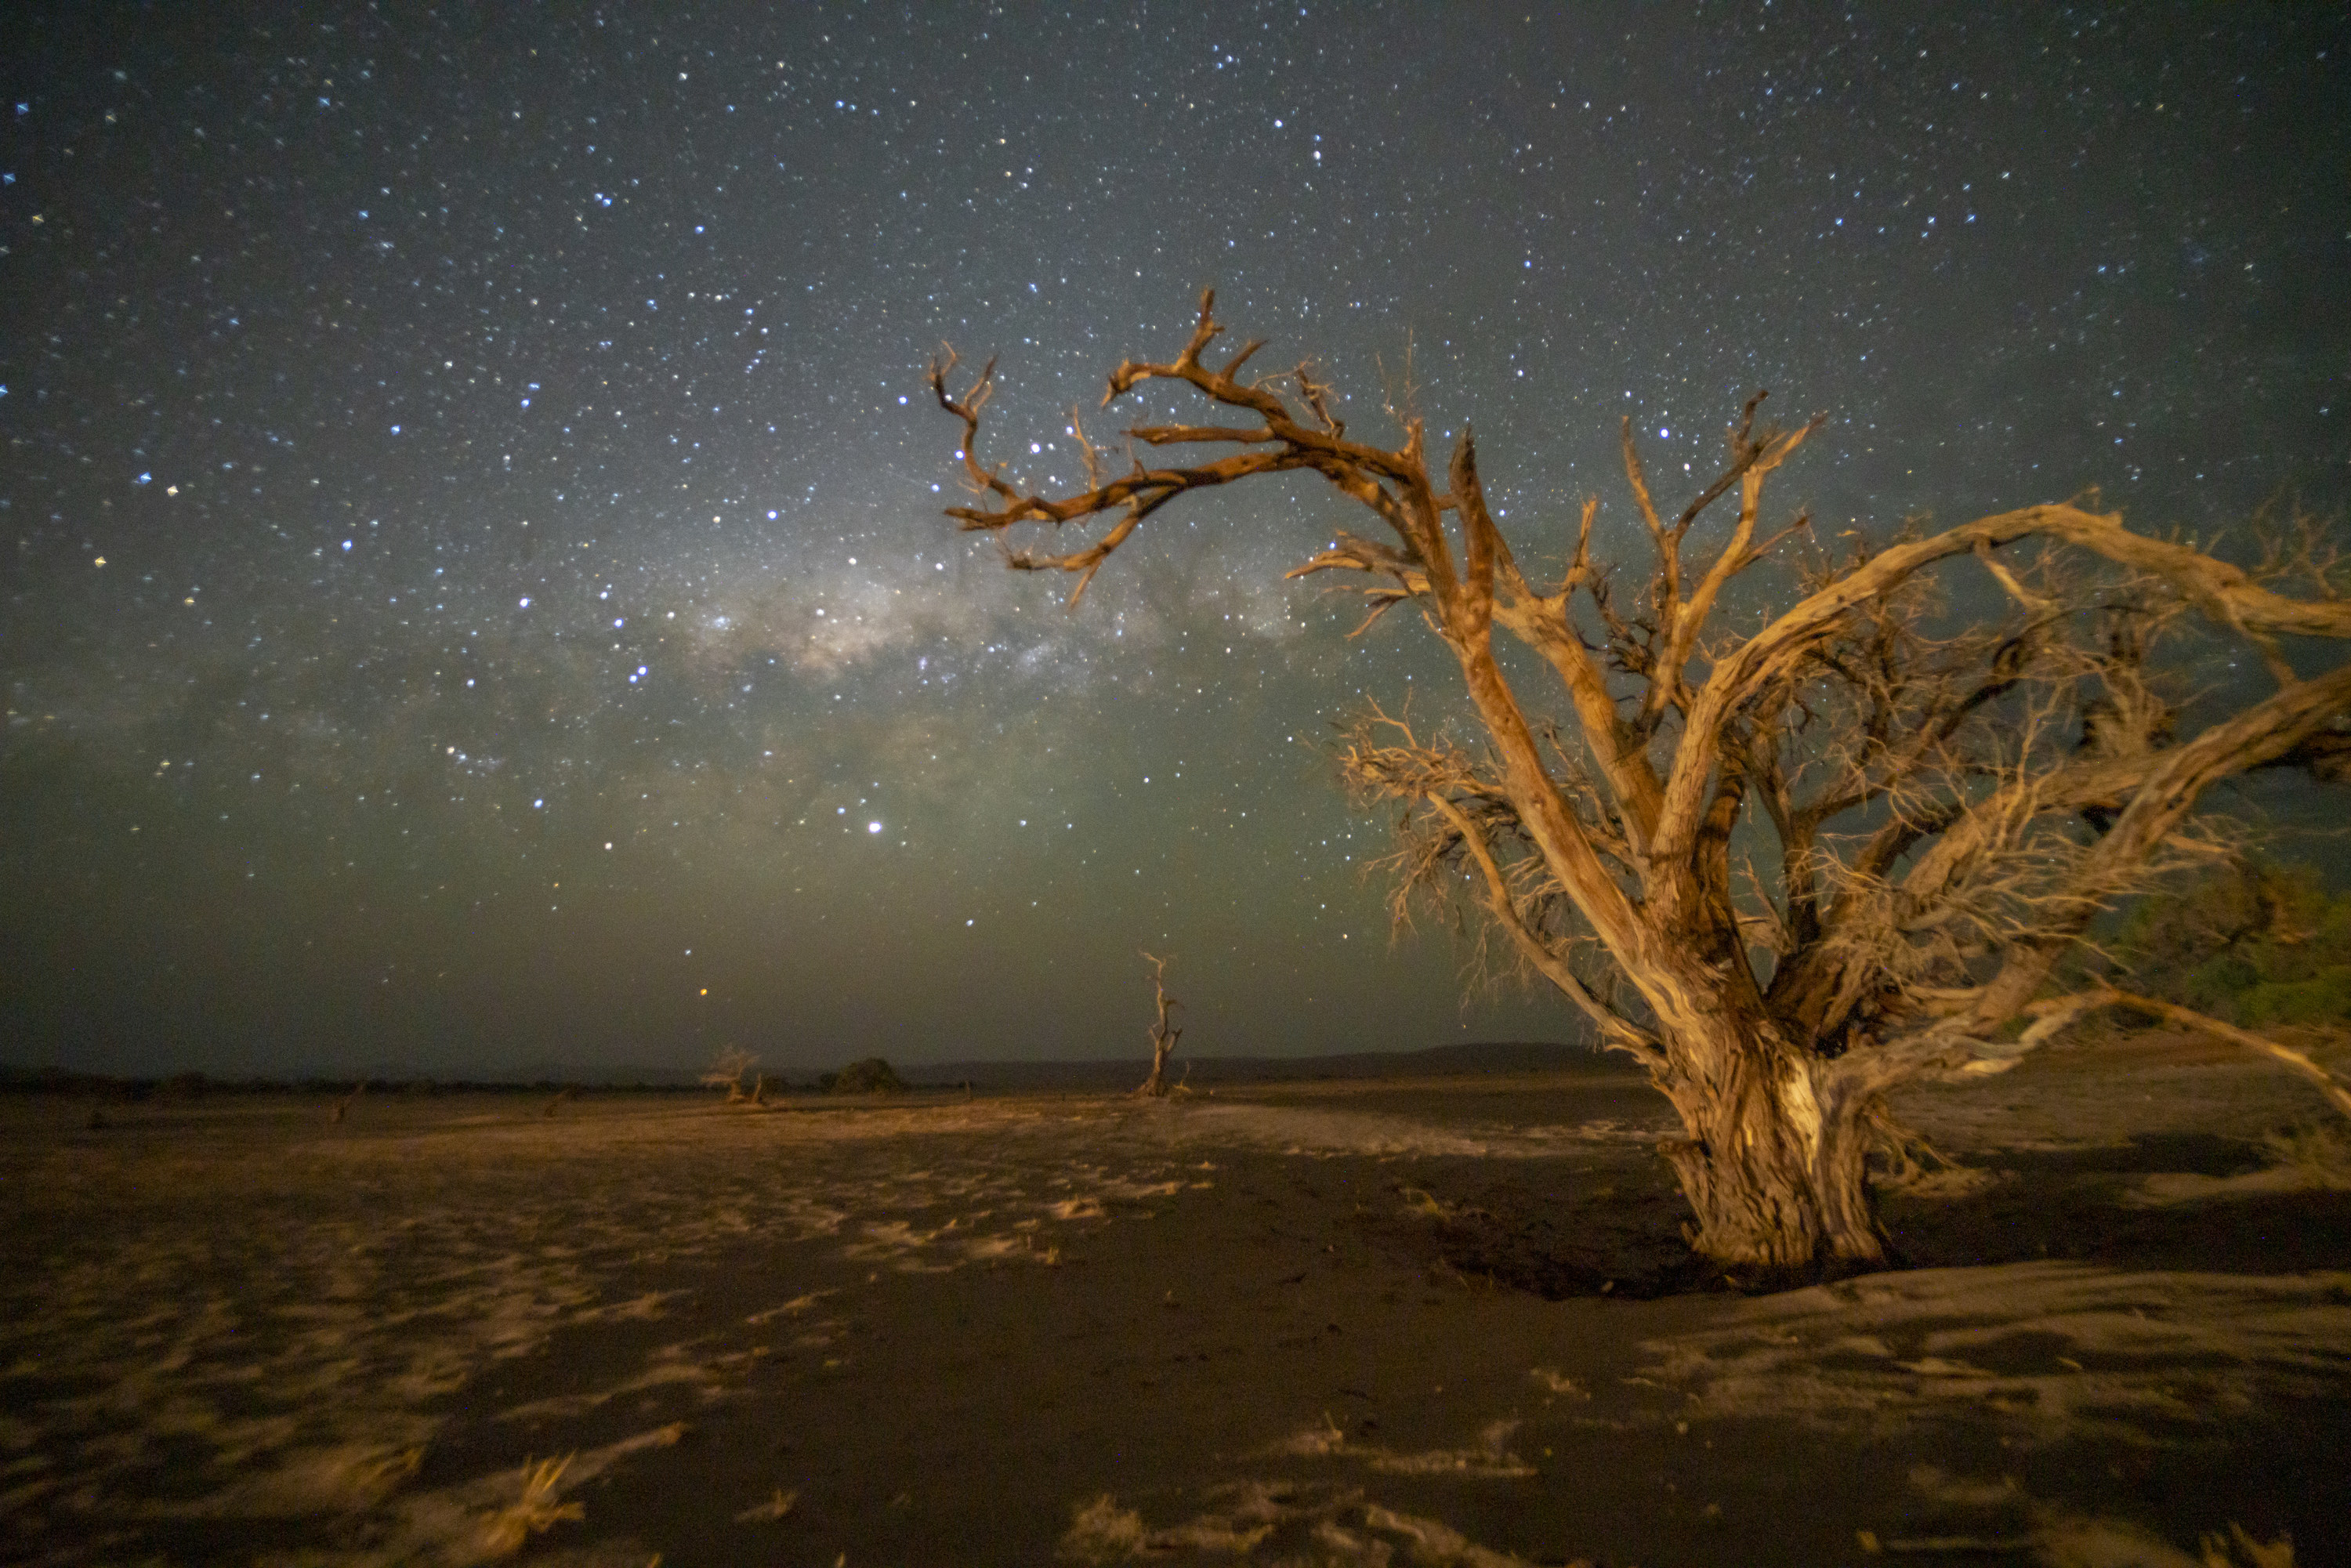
1393, 1128, 2351, 1300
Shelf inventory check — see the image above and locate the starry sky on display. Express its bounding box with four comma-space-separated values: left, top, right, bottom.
4, 4, 2346, 1079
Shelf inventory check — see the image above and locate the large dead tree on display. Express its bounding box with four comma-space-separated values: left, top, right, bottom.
929, 290, 2351, 1273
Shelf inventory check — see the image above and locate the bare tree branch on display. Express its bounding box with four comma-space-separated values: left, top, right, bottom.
1422, 793, 1664, 1068
2093, 987, 2351, 1123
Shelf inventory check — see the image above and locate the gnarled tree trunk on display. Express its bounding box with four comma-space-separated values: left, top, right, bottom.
1652, 1027, 1884, 1271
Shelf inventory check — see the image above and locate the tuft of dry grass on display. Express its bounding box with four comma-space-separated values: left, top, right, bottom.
1398, 1185, 1451, 1220
1061, 1494, 1147, 1561
1866, 1476, 2298, 1568
734, 1487, 799, 1523
2261, 1122, 2351, 1183
480, 1453, 584, 1555
2202, 1523, 2295, 1567
1528, 1367, 1588, 1398
1060, 1484, 1539, 1564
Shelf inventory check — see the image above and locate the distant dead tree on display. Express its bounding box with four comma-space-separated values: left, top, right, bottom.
1136, 951, 1184, 1098
932, 290, 2351, 1275
701, 1047, 759, 1104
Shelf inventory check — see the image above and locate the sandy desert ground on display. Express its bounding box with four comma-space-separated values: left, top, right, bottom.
3, 1034, 2349, 1567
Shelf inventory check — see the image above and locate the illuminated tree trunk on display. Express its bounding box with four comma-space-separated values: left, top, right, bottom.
1136, 952, 1183, 1098
1651, 1023, 1885, 1271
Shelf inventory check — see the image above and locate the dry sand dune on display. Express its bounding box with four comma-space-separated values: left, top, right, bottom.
2, 1035, 2347, 1566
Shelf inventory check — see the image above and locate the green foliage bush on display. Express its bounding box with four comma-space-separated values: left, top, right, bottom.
2107, 861, 2351, 1027
2240, 968, 2351, 1028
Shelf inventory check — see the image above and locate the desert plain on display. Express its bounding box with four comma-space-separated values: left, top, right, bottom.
3, 1033, 2348, 1567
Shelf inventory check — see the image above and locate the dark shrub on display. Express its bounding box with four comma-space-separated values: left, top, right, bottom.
827, 1056, 907, 1095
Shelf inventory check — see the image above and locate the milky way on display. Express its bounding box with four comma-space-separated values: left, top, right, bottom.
4, 5, 2345, 1076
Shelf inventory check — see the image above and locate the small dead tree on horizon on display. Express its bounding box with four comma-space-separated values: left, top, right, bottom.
701, 1046, 759, 1105
930, 289, 2351, 1275
1137, 951, 1183, 1098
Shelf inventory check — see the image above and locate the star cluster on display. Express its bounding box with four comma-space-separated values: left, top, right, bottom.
4, 5, 2345, 1076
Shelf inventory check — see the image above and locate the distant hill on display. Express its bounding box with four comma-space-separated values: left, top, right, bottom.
895, 1040, 1617, 1093
358, 1041, 1617, 1092
0, 1041, 1617, 1095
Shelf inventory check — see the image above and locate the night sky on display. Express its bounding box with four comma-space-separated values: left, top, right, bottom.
4, 5, 2345, 1079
